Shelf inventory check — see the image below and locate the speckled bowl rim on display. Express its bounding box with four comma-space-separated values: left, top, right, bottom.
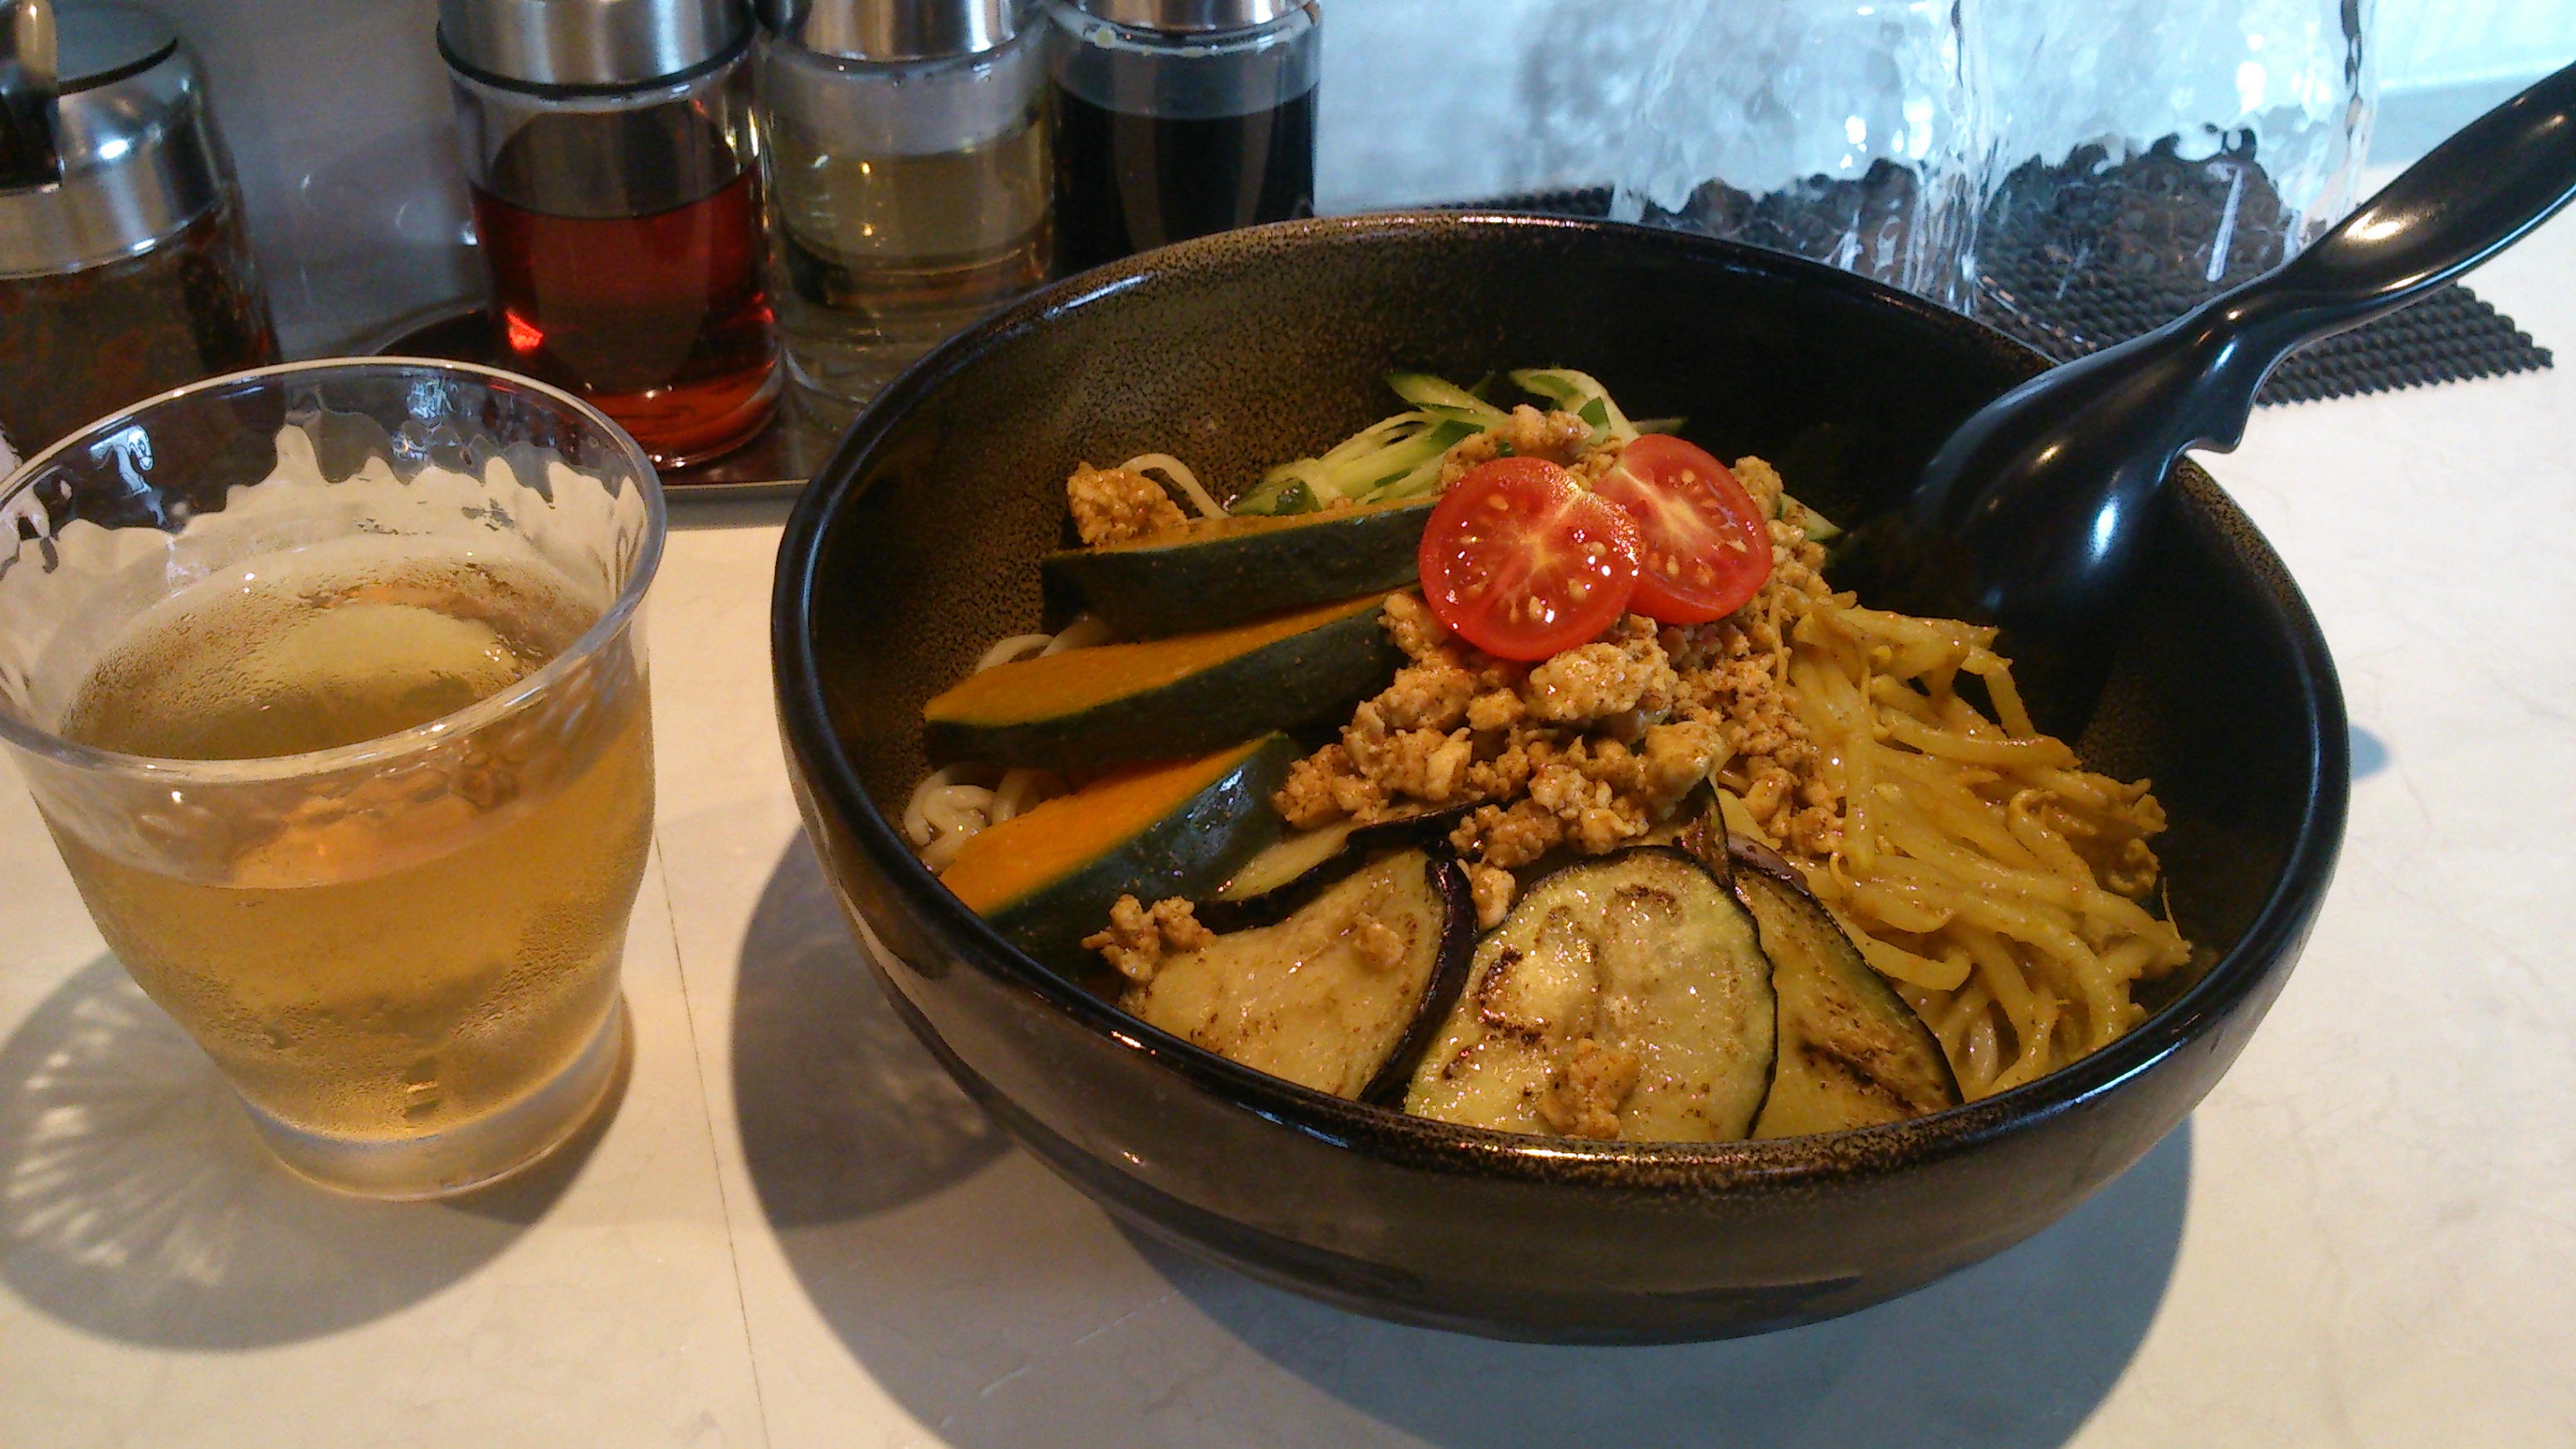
776, 210, 2349, 1194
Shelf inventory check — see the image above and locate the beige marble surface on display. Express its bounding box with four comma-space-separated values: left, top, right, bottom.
7, 206, 2575, 1446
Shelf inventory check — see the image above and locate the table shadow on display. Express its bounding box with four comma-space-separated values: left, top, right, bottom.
1147, 1121, 2189, 1448
733, 835, 1006, 1229
0, 957, 614, 1348
737, 836, 2191, 1448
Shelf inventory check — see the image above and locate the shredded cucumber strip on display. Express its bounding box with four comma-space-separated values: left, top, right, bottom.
1388, 372, 1507, 421
1783, 495, 1843, 541
1507, 368, 1640, 446
1218, 368, 1842, 549
1230, 369, 1665, 515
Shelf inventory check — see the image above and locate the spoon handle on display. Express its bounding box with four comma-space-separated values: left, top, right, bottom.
2271, 59, 2576, 340
1881, 60, 2576, 615
2169, 57, 2576, 442
1839, 59, 2576, 733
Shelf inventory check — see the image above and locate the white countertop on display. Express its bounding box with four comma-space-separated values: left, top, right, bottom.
7, 204, 2575, 1447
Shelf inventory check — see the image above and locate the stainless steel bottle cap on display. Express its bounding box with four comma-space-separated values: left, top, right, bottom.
438, 0, 748, 90
1071, 0, 1302, 34
758, 0, 1023, 61
0, 5, 227, 278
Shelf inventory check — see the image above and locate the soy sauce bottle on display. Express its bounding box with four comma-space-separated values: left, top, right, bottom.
440, 0, 779, 467
1044, 0, 1319, 273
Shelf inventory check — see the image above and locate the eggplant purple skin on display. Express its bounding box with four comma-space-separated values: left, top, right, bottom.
1726, 833, 1805, 890
1355, 855, 1479, 1107
1195, 804, 1475, 934
1722, 834, 1966, 1132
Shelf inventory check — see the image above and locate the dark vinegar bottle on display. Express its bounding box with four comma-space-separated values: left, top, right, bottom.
442, 0, 779, 466
1045, 1, 1320, 274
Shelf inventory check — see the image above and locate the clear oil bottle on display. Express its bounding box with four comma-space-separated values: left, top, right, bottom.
759, 0, 1051, 429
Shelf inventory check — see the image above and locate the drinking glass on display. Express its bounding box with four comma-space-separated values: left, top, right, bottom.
1973, 0, 2374, 354
1607, 0, 1984, 313
0, 359, 663, 1198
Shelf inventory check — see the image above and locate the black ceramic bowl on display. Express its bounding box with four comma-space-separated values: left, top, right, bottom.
773, 212, 2347, 1344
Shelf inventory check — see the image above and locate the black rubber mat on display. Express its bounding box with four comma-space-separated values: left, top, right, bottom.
1452, 186, 2553, 407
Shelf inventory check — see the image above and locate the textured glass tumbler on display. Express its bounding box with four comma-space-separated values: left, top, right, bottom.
0, 360, 664, 1198
1608, 0, 1983, 312
1973, 0, 2374, 354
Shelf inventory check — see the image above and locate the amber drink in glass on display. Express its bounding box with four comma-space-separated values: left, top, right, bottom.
0, 359, 664, 1198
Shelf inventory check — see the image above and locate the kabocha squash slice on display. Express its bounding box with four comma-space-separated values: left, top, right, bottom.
939, 734, 1300, 969
1043, 499, 1435, 638
1404, 846, 1778, 1142
1730, 838, 1962, 1137
922, 593, 1403, 771
1122, 849, 1476, 1102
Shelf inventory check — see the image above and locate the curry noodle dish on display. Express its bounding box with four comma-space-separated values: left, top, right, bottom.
902, 370, 2190, 1141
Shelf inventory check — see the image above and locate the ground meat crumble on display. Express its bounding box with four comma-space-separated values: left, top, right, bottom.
1067, 461, 1188, 545
1270, 471, 1842, 874
1349, 913, 1406, 973
1436, 404, 1603, 486
1089, 442, 1846, 983
1535, 1037, 1642, 1139
1083, 895, 1213, 984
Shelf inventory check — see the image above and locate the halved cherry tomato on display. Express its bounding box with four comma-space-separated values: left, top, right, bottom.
1593, 434, 1771, 624
1418, 456, 1641, 661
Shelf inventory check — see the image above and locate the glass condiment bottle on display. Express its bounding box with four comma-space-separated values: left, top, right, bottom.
0, 1, 278, 466
438, 0, 780, 467
1044, 0, 1319, 273
757, 0, 1051, 430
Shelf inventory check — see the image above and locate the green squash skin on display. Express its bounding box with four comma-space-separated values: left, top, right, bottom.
985, 734, 1303, 972
925, 600, 1405, 772
1042, 501, 1435, 638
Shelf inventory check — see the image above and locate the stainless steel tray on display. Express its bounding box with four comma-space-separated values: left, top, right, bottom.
368, 304, 831, 492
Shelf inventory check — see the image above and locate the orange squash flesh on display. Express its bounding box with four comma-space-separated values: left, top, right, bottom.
924, 593, 1385, 729
941, 739, 1271, 915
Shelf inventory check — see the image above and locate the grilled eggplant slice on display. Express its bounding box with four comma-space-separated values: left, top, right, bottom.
1122, 849, 1475, 1100
1201, 803, 1473, 930
1730, 838, 1961, 1137
1210, 818, 1366, 906
1403, 846, 1777, 1142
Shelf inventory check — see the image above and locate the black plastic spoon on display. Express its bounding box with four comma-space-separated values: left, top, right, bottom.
1837, 60, 2576, 731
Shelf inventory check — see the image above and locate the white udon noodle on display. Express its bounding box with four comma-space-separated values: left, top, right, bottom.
903, 614, 1112, 869
1119, 452, 1224, 520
